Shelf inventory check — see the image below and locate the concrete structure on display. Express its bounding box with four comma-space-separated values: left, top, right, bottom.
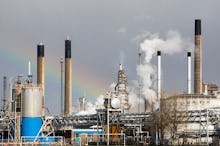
194, 19, 202, 94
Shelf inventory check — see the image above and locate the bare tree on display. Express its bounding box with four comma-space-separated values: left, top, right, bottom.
152, 94, 187, 145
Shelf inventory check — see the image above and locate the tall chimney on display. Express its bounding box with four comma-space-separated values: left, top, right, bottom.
64, 37, 72, 115
187, 52, 192, 94
60, 57, 64, 115
37, 43, 45, 116
157, 51, 161, 99
194, 19, 202, 94
3, 76, 7, 109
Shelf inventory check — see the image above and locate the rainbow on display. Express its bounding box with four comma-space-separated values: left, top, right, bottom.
0, 45, 107, 104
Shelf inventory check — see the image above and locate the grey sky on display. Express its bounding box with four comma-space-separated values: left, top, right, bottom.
0, 1, 219, 114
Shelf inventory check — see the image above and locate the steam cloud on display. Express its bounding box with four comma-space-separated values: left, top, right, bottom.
75, 82, 118, 115
129, 30, 193, 112
75, 95, 105, 115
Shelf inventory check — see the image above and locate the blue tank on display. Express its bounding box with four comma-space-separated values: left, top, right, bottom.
21, 117, 42, 137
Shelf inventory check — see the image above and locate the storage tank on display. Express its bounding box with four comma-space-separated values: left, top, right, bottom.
21, 86, 43, 138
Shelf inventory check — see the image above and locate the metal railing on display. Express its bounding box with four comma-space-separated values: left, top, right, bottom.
20, 136, 64, 145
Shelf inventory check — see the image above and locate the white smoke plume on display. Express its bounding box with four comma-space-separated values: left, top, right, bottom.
128, 81, 145, 112
130, 30, 193, 111
75, 82, 119, 115
75, 94, 105, 115
76, 102, 97, 115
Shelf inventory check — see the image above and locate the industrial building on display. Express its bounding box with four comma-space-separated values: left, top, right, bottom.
159, 19, 220, 145
0, 19, 220, 145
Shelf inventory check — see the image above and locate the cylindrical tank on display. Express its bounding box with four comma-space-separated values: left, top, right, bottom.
21, 86, 43, 138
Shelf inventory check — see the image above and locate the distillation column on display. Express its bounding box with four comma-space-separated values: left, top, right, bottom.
117, 64, 129, 112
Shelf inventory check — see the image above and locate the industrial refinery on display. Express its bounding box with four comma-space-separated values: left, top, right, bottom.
0, 19, 220, 146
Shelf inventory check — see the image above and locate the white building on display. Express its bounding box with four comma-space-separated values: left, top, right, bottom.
161, 93, 220, 145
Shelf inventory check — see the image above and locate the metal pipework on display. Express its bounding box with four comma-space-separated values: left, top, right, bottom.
187, 52, 192, 94
194, 19, 202, 94
37, 43, 45, 117
157, 51, 161, 99
64, 37, 72, 115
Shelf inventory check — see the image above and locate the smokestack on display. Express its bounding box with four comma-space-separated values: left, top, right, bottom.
3, 76, 6, 109
64, 37, 72, 115
27, 61, 33, 83
37, 43, 45, 116
187, 52, 192, 94
157, 51, 161, 99
28, 61, 31, 76
194, 19, 202, 94
60, 57, 64, 115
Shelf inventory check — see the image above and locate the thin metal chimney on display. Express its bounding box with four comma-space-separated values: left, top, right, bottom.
194, 19, 202, 94
60, 57, 64, 115
37, 43, 45, 117
187, 52, 191, 94
157, 51, 161, 99
64, 37, 72, 115
3, 76, 6, 109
